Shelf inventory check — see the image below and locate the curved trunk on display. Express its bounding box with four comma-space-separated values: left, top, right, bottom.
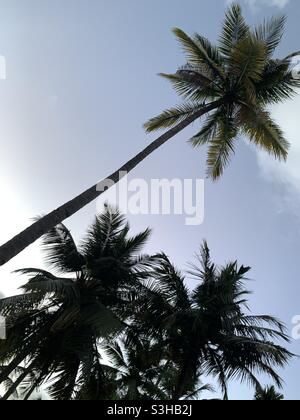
0, 100, 222, 267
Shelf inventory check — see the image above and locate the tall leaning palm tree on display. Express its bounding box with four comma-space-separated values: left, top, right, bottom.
0, 3, 299, 266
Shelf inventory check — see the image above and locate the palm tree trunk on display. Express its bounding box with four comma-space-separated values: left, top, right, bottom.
0, 100, 222, 267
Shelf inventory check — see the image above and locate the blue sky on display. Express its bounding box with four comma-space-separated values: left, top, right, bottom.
0, 0, 300, 400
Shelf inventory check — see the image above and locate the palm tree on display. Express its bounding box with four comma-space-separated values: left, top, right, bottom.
0, 3, 299, 266
133, 243, 293, 400
254, 385, 284, 401
0, 206, 158, 400
0, 216, 293, 400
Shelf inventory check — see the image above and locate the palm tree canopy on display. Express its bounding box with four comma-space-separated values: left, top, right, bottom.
0, 206, 159, 400
132, 242, 293, 399
254, 385, 284, 400
144, 3, 300, 179
0, 210, 293, 400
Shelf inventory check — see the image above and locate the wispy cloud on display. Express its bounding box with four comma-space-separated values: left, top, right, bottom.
247, 0, 290, 9
226, 0, 291, 11
256, 92, 300, 216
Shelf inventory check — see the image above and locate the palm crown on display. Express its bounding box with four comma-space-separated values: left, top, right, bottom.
0, 206, 158, 400
144, 3, 300, 179
254, 385, 284, 400
132, 243, 293, 399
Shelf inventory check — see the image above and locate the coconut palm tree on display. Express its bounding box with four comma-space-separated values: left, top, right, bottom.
0, 206, 158, 400
254, 385, 284, 401
0, 3, 299, 266
133, 243, 293, 400
0, 209, 294, 400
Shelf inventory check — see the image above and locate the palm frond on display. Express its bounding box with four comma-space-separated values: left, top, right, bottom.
49, 359, 80, 401
159, 66, 219, 102
41, 224, 85, 274
240, 315, 287, 334
206, 118, 238, 180
103, 342, 128, 372
240, 105, 289, 160
183, 382, 215, 400
116, 229, 152, 259
144, 102, 205, 132
230, 36, 267, 84
219, 3, 249, 58
255, 385, 284, 400
81, 206, 126, 260
256, 59, 299, 105
19, 273, 79, 303
190, 110, 221, 147
152, 254, 191, 310
0, 293, 44, 316
254, 16, 286, 56
172, 28, 224, 79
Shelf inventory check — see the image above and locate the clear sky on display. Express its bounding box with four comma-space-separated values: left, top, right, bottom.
0, 0, 300, 400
